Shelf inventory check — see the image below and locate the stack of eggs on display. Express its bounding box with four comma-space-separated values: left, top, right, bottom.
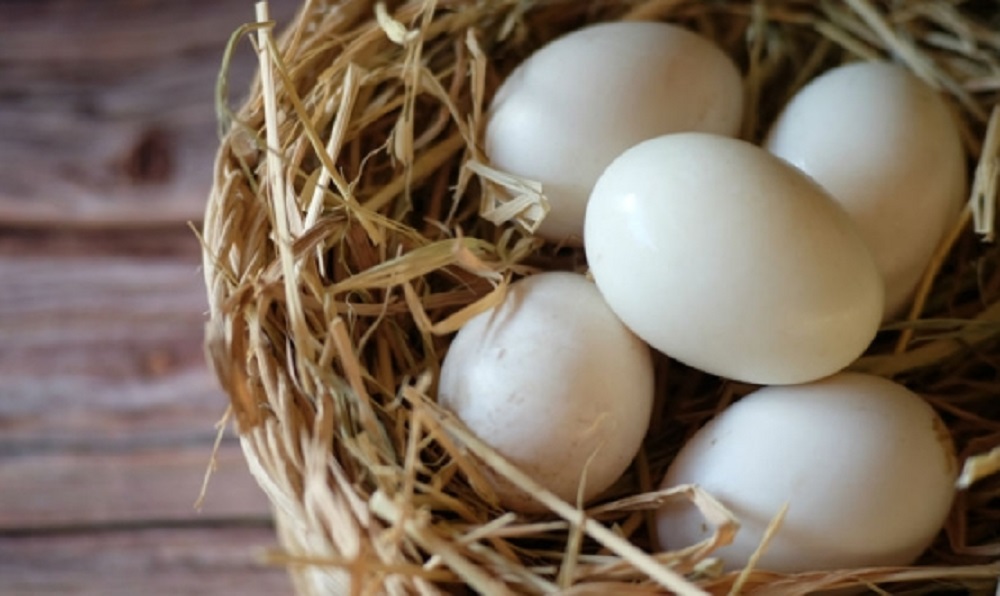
438, 21, 965, 573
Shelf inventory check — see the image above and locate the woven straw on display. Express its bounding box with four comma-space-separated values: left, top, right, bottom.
202, 0, 1000, 593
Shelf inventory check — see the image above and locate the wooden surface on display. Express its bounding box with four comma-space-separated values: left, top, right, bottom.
0, 1, 300, 594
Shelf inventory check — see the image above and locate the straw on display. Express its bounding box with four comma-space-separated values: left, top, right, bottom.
202, 0, 1000, 593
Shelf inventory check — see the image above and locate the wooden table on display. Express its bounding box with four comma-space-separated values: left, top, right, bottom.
1, 2, 301, 593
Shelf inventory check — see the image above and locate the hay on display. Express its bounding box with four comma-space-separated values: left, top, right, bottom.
202, 0, 1000, 593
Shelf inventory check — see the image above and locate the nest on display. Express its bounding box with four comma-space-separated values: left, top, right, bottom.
202, 0, 1000, 593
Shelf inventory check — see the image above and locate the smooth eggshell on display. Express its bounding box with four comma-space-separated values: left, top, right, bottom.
766, 61, 967, 320
655, 372, 957, 573
485, 21, 743, 243
584, 133, 884, 385
437, 272, 655, 512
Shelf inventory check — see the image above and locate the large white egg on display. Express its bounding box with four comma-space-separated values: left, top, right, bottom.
437, 272, 655, 512
655, 372, 957, 573
584, 133, 883, 385
766, 61, 967, 320
485, 21, 743, 244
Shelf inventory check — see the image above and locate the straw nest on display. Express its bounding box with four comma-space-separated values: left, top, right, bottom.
202, 0, 1000, 593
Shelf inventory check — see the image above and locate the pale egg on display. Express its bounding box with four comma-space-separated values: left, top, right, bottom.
584, 133, 883, 385
437, 272, 655, 512
655, 372, 958, 573
766, 61, 967, 319
485, 21, 743, 243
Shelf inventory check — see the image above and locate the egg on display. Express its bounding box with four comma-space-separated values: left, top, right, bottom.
655, 372, 957, 573
437, 271, 655, 512
765, 61, 967, 320
485, 21, 743, 244
584, 133, 883, 385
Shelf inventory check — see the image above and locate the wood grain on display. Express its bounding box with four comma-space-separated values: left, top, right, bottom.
0, 249, 222, 449
0, 0, 299, 228
0, 244, 274, 527
0, 241, 289, 588
0, 2, 303, 592
0, 526, 291, 596
0, 443, 271, 530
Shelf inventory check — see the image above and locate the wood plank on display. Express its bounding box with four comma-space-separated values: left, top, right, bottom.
0, 253, 207, 377
0, 249, 225, 449
0, 0, 299, 228
0, 244, 276, 529
0, 443, 272, 530
0, 226, 203, 258
0, 526, 291, 595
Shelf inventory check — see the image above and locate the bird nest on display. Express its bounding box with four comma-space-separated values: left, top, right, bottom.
202, 0, 1000, 593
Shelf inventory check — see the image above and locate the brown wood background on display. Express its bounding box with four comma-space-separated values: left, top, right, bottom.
1, 1, 300, 593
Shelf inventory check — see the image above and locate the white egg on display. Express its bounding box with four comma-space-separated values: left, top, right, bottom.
766, 61, 967, 320
485, 21, 743, 244
437, 272, 654, 512
584, 133, 883, 385
655, 372, 957, 573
